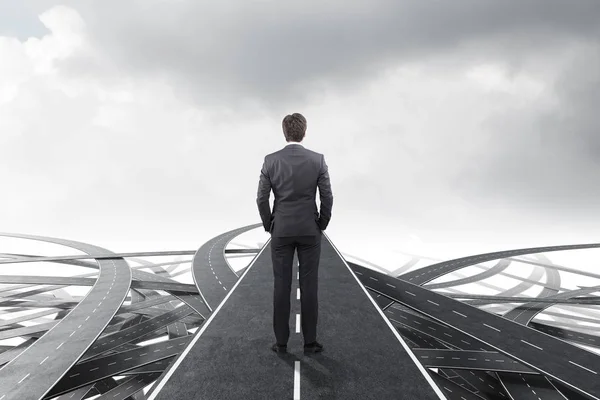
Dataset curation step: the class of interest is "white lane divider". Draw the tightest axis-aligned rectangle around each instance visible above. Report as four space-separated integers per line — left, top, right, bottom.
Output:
294 361 301 399
295 259 301 399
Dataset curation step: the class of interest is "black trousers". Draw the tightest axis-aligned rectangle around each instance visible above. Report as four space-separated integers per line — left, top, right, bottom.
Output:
270 233 321 345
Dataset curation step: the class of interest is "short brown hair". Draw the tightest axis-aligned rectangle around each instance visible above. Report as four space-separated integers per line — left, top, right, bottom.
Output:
282 113 306 142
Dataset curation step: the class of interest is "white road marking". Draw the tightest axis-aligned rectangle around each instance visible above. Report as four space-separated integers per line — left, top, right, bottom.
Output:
569 360 597 374
386 283 396 288
483 323 501 332
294 361 301 400
520 340 543 351
405 291 416 296
39 356 49 365
296 314 301 333
427 300 439 306
297 288 300 300
18 374 30 384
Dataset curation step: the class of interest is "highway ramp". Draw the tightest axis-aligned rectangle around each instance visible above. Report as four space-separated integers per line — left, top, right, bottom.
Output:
147 234 446 400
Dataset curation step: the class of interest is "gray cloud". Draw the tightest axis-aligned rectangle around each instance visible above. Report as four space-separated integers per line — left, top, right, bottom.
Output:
44 0 600 113
458 43 600 227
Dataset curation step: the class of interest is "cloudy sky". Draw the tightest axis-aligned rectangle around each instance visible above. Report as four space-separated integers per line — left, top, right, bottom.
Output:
2 1 600 265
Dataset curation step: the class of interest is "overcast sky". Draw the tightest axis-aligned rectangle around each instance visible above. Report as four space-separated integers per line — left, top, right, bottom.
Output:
1 1 600 264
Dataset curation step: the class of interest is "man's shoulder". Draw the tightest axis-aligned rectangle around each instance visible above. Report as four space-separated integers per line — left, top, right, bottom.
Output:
265 147 323 160
303 147 323 157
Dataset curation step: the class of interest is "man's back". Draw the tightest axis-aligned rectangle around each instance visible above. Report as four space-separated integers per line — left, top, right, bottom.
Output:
257 143 333 238
258 113 331 352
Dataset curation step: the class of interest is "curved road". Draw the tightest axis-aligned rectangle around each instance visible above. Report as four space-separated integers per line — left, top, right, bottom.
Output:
0 232 132 400
192 223 262 311
400 243 600 285
425 259 511 290
353 242 600 400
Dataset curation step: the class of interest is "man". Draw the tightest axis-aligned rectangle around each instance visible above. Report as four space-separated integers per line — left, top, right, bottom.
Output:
256 113 333 354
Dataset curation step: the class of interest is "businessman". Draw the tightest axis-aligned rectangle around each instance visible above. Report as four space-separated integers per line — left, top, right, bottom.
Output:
256 113 333 354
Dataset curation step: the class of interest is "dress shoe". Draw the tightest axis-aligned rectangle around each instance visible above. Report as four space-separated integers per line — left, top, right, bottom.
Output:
303 341 323 353
271 343 287 353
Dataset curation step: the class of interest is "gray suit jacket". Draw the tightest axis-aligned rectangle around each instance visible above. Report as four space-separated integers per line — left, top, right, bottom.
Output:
257 144 333 237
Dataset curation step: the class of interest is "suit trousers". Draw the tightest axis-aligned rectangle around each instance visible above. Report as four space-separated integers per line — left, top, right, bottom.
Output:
270 233 322 345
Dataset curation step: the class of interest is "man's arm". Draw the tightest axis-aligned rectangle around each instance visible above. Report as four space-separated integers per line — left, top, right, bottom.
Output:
256 156 273 232
317 154 333 230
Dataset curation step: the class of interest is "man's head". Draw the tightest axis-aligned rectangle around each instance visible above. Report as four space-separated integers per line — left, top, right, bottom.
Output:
282 113 306 143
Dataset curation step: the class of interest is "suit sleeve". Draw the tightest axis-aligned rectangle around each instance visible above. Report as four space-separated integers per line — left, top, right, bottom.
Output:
317 154 333 230
256 156 273 232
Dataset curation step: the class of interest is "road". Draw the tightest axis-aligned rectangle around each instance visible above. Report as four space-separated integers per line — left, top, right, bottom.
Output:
192 222 262 310
352 244 600 400
0 232 132 400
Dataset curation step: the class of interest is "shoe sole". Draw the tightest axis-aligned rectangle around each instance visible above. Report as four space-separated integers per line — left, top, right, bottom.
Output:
303 348 323 353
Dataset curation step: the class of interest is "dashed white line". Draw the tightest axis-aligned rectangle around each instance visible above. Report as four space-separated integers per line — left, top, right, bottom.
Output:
427 300 439 306
568 360 597 374
293 361 301 400
296 314 301 333
520 340 543 351
483 323 501 332
39 356 49 365
297 288 301 300
405 291 416 296
386 283 396 288
18 373 30 384
453 310 467 318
